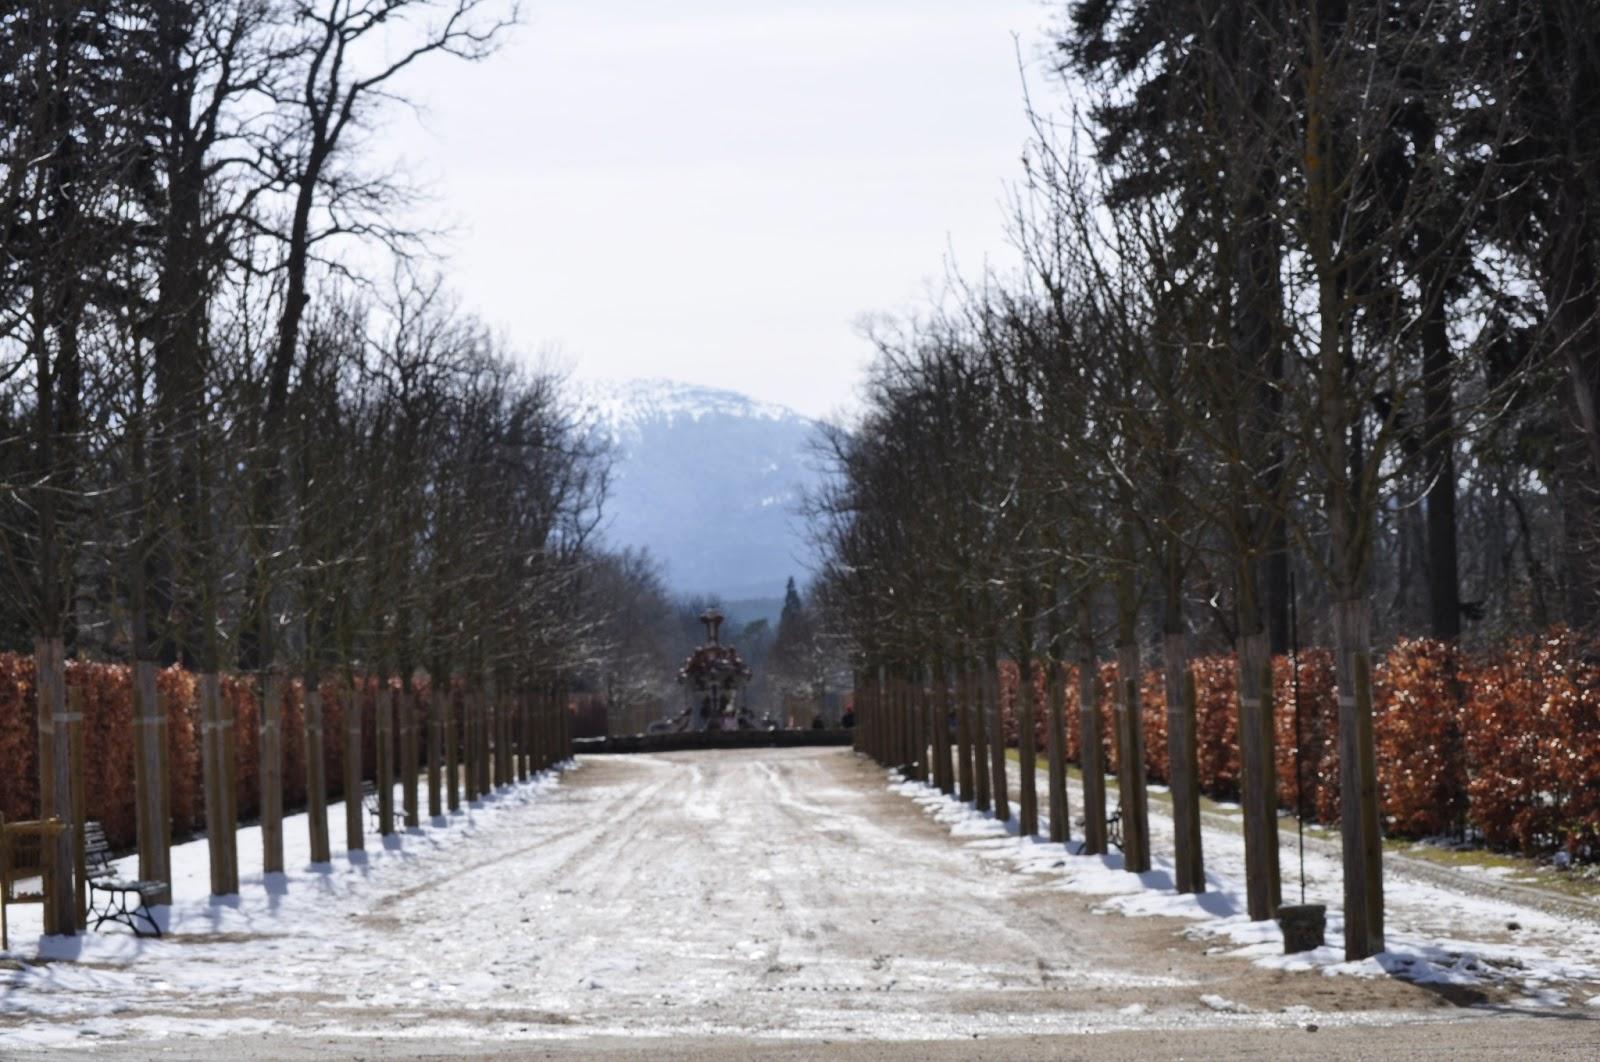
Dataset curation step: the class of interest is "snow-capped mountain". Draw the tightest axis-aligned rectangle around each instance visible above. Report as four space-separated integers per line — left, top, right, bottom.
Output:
579 378 830 601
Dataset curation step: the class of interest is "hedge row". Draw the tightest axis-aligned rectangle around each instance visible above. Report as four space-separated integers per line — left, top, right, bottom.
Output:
990 630 1599 858
0 655 442 849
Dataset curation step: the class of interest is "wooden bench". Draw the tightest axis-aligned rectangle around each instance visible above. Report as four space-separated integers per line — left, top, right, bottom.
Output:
84 821 164 938
2 815 67 950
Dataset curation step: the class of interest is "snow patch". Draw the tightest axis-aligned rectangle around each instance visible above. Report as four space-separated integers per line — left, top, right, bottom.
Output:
884 768 1600 1006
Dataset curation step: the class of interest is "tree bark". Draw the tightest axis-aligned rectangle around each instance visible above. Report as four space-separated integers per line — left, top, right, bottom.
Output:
1163 631 1204 893
132 659 171 902
1045 611 1070 845
969 658 991 812
1016 620 1039 838
304 682 330 863
199 671 238 895
401 687 419 827
956 657 975 803
1236 629 1282 919
1114 641 1151 873
428 686 444 817
1078 639 1108 856
342 683 364 851
377 684 395 835
35 638 76 933
985 644 1010 822
259 672 285 873
1334 597 1385 959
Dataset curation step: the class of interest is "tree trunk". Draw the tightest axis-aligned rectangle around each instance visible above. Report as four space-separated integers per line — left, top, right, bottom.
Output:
428 686 444 817
1163 631 1203 893
1334 597 1384 959
199 671 238 895
956 657 975 802
132 659 171 902
1419 210 1461 639
463 687 479 803
1044 590 1070 845
401 687 419 827
342 683 364 852
1016 624 1039 838
1236 629 1282 919
1078 622 1108 855
934 658 954 795
915 671 928 780
377 684 395 835
446 686 460 811
259 671 285 873
35 638 76 933
985 645 1010 822
969 659 991 811
1113 529 1150 872
304 682 330 863
1114 641 1151 873
1045 653 1069 845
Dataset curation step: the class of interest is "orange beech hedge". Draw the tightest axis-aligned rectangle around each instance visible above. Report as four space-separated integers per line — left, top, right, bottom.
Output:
7 632 1600 859
988 630 1600 858
1462 629 1600 856
0 655 409 850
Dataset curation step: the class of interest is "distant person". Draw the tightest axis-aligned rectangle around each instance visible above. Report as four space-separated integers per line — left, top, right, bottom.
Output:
841 708 855 729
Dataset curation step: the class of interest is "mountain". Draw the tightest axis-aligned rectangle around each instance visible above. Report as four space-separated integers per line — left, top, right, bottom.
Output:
581 378 830 601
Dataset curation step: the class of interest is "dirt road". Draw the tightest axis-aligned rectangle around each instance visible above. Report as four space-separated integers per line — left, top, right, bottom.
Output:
4 748 1595 1057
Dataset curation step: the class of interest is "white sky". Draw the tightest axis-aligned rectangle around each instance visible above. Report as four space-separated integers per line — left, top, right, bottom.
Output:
381 0 1058 419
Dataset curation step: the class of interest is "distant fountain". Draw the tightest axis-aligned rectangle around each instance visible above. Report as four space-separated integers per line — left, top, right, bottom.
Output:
674 608 754 731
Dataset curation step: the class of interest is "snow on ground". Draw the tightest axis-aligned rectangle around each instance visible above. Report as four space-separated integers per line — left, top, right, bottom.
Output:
1 748 1592 1055
1 769 574 1048
889 762 1600 1009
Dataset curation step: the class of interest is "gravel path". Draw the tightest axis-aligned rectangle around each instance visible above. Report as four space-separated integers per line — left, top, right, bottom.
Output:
3 747 1593 1057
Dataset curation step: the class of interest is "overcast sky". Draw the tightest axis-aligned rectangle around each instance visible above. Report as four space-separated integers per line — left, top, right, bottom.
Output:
381 0 1058 420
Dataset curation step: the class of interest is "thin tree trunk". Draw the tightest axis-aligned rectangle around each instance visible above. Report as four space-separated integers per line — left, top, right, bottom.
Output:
304 681 330 863
986 644 1010 822
1422 255 1461 640
401 687 419 827
377 684 395 835
910 665 925 781
935 658 954 795
1334 598 1384 959
1078 599 1108 855
1164 631 1203 893
199 671 238 895
446 686 460 811
35 638 76 933
970 659 991 811
428 686 444 818
1045 595 1069 845
132 659 171 901
259 672 284 873
1115 642 1151 873
342 682 364 852
463 686 478 803
957 657 976 803
1016 619 1039 838
1236 629 1281 918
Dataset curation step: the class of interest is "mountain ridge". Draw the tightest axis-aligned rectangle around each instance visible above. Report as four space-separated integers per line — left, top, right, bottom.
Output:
578 377 828 601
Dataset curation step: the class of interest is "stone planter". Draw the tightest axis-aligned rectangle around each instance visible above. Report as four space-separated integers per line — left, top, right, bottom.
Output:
1277 903 1327 954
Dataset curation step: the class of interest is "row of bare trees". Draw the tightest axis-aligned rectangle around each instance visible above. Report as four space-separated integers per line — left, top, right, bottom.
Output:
812 0 1600 962
0 1 629 932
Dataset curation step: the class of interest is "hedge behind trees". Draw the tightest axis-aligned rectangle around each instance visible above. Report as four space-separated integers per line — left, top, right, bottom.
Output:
0 657 367 849
983 631 1600 859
